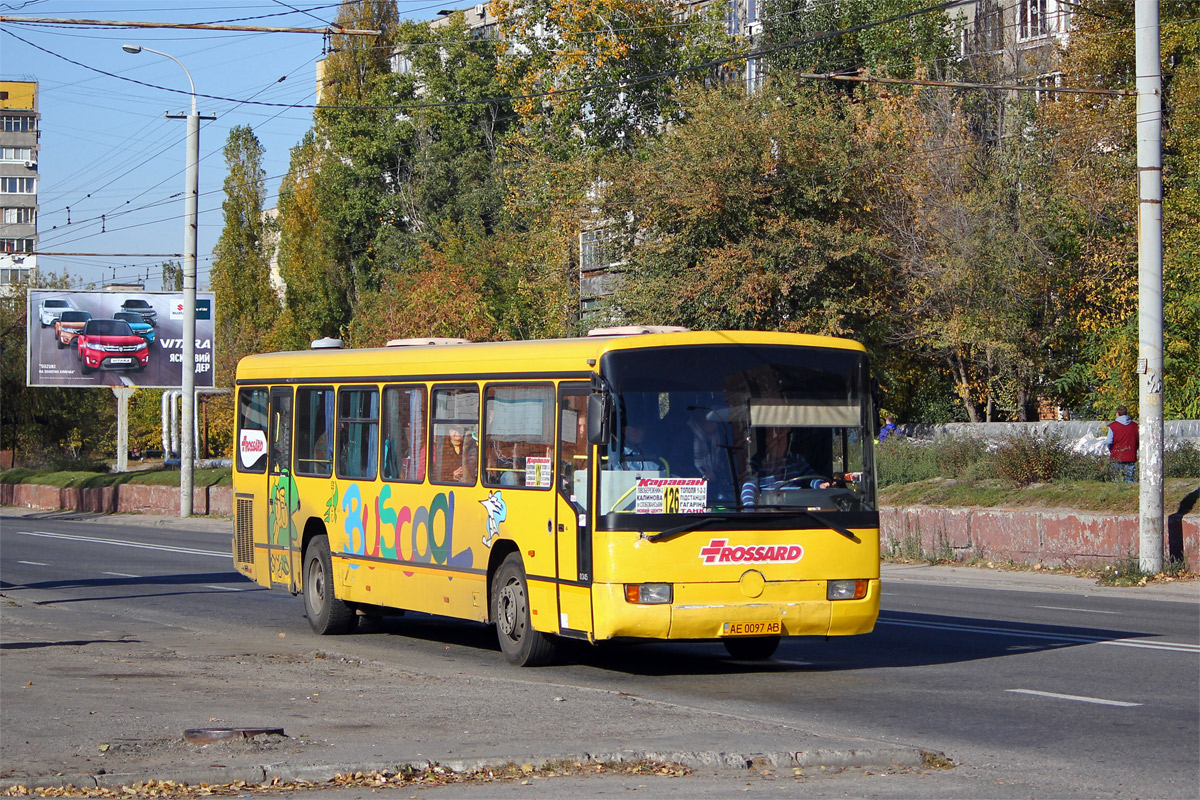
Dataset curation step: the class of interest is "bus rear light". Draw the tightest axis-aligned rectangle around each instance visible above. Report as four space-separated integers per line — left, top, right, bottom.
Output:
827 580 868 600
624 583 673 605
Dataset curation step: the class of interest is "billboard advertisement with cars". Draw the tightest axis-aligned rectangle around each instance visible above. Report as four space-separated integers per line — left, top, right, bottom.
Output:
26 290 216 389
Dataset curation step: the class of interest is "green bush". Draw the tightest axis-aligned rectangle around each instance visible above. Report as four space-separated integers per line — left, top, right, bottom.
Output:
46 456 110 473
934 436 990 479
992 432 1071 487
1165 442 1200 478
1057 451 1113 482
875 438 940 487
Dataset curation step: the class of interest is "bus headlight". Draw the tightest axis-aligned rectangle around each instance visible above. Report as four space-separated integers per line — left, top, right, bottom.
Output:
624 583 673 604
827 580 868 600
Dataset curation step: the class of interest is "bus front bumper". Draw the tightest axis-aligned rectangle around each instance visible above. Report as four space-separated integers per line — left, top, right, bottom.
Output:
589 578 879 641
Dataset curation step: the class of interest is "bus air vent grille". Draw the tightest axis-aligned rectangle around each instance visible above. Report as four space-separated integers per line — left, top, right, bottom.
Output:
235 497 255 565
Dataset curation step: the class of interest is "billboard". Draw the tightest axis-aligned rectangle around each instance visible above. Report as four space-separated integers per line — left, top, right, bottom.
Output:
26 290 216 389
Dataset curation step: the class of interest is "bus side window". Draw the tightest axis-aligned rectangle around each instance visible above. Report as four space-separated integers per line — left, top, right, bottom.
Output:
336 386 379 481
483 384 555 489
295 386 334 477
382 385 426 482
431 386 479 485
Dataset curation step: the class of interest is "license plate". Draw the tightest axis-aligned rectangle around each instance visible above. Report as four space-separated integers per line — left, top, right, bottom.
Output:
109 358 132 365
722 621 782 637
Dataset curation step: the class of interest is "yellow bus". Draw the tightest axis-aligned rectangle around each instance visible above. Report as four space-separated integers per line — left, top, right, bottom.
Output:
232 329 880 665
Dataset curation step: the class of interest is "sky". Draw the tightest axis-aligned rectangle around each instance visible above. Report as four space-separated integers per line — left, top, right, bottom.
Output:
2 0 451 291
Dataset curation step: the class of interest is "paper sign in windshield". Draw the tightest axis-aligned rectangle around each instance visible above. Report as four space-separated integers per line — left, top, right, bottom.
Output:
525 457 553 488
635 478 707 514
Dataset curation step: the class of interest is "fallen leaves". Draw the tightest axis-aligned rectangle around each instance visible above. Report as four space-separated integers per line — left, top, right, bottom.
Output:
0 759 692 798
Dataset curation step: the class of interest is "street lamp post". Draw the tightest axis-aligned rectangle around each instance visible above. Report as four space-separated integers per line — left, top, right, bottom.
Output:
123 44 199 518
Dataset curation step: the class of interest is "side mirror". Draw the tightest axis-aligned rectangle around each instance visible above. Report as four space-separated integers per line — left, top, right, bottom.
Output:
586 393 609 444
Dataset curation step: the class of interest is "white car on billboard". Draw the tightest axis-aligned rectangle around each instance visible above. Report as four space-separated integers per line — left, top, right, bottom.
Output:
39 298 75 327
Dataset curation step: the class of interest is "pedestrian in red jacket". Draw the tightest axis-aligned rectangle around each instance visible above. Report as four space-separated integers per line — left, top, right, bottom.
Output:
1105 405 1138 483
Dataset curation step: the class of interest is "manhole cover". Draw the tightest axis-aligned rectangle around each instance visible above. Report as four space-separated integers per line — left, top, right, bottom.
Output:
183 727 285 744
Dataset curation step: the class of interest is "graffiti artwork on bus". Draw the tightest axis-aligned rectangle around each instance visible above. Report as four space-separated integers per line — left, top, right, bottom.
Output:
268 471 300 547
338 483 475 574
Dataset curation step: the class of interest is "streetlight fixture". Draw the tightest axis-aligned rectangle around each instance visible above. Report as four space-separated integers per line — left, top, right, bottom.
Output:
123 43 199 518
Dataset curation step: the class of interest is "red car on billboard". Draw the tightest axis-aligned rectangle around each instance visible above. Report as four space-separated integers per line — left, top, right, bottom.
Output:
76 319 150 375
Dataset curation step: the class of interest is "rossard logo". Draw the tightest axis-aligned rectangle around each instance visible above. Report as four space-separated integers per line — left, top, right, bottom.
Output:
239 429 268 469
698 538 804 565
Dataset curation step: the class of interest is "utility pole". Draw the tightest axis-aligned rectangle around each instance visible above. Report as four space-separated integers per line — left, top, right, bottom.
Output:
1135 0 1164 573
123 44 214 518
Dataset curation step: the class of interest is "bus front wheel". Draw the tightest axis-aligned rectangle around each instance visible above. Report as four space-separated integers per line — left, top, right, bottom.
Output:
303 535 355 635
723 635 780 660
492 553 557 666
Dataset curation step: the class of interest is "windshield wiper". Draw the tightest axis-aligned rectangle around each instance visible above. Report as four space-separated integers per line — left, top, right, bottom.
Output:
644 513 776 543
747 505 861 542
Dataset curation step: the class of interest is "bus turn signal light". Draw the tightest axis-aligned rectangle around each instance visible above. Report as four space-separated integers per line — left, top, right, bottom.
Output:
827 580 868 600
625 583 673 604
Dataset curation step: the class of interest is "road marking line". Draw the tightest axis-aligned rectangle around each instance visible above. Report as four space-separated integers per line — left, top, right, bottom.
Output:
878 618 1200 654
10 530 226 559
17 560 48 566
204 585 244 592
1034 605 1119 615
1006 689 1142 707
103 572 140 578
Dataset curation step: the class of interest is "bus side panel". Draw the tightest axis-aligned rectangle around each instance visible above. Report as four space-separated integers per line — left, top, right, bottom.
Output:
303 479 557 627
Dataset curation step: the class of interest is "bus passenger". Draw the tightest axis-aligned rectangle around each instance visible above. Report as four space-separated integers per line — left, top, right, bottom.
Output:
441 424 478 484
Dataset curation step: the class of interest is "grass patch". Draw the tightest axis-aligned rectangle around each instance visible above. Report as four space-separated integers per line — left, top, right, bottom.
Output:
879 477 1199 515
0 467 231 489
1086 555 1195 586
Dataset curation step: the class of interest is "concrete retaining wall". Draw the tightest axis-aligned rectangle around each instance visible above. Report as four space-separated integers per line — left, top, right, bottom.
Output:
0 483 232 517
881 506 1198 570
2 483 1195 570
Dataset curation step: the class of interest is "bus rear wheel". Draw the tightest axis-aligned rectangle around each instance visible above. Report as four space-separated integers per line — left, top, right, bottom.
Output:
492 553 557 666
723 635 780 660
304 535 355 635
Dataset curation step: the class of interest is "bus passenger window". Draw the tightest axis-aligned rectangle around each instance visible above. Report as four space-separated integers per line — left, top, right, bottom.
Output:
336 387 379 481
431 387 479 485
483 384 554 489
382 385 426 482
295 387 334 477
236 388 269 473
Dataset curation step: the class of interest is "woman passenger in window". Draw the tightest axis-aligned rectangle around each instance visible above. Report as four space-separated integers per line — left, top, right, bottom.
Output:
441 424 478 484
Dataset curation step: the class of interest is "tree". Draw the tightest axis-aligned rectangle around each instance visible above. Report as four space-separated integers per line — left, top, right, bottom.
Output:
860 83 1086 422
493 0 734 156
1036 1 1200 419
275 130 343 346
210 125 276 384
161 260 182 291
761 0 956 81
602 85 885 338
0 272 116 466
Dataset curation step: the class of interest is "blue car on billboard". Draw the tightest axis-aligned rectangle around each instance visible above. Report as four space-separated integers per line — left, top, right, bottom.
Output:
113 311 157 344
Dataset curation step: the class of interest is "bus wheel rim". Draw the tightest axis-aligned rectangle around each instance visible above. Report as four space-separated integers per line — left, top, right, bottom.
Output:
498 581 521 639
309 561 323 603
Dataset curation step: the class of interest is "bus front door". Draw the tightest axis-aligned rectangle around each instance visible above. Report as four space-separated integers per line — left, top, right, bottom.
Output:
555 386 593 638
266 387 299 592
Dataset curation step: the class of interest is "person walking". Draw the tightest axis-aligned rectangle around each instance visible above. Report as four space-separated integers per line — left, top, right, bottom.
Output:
878 415 898 442
1105 405 1139 483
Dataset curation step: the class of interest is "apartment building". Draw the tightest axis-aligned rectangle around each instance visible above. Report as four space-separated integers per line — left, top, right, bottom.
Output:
956 0 1070 87
0 80 39 288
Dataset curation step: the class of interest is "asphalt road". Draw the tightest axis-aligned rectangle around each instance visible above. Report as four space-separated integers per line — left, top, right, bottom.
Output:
1 511 1196 798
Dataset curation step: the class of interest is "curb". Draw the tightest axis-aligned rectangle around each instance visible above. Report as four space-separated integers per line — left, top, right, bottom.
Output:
0 745 930 791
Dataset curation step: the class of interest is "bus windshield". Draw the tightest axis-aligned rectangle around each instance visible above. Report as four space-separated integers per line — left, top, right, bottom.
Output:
597 344 875 527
